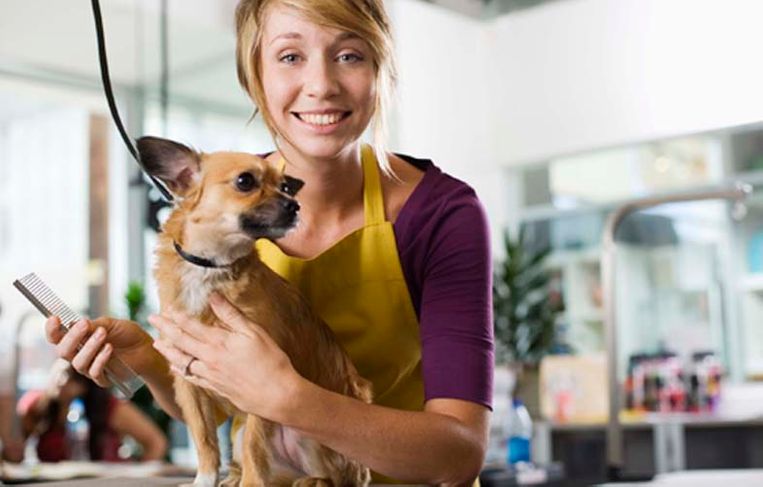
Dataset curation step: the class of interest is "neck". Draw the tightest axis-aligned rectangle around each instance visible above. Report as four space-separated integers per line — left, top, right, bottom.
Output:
276 142 364 220
162 207 252 269
174 241 230 268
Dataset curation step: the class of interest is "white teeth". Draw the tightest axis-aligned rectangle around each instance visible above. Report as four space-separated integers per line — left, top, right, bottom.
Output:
299 112 344 125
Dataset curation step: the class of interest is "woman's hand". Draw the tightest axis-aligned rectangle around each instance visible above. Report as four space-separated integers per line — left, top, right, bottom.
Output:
45 316 162 387
148 292 301 421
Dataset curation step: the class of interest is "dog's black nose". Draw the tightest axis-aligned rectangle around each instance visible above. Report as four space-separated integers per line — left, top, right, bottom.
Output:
282 198 300 214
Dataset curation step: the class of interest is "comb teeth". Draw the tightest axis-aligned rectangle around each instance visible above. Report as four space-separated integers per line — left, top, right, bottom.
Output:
13 273 82 329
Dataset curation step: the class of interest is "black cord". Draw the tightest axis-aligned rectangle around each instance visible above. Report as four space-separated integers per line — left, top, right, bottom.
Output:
90 0 174 202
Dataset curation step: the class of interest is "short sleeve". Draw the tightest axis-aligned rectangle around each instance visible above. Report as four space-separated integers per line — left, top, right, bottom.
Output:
417 188 494 409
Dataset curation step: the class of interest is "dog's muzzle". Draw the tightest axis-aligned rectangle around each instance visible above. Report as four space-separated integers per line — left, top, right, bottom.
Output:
240 196 300 240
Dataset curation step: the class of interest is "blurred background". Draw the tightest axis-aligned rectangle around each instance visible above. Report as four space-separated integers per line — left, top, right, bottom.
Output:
1 0 763 485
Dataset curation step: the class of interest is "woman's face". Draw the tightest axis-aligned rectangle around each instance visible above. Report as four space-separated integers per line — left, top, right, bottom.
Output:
260 4 376 160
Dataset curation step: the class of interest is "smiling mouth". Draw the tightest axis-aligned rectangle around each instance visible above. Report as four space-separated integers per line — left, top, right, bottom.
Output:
293 112 351 126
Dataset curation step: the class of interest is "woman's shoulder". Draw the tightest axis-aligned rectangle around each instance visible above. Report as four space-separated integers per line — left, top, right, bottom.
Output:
391 153 484 229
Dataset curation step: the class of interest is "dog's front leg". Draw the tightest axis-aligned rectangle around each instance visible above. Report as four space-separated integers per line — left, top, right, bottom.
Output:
240 414 272 486
175 377 221 487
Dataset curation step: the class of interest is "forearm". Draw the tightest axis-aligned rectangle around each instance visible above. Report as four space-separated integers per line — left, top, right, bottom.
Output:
139 430 169 461
142 438 168 461
0 395 15 439
277 378 484 486
138 352 182 420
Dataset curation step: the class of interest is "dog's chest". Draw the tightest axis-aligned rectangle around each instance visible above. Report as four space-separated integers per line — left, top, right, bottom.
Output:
177 265 224 315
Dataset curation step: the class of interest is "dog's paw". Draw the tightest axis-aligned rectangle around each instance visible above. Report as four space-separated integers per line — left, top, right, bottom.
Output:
218 463 241 487
180 472 219 487
291 478 332 487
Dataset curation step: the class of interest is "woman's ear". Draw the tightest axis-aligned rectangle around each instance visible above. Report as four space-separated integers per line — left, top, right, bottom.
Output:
136 136 201 197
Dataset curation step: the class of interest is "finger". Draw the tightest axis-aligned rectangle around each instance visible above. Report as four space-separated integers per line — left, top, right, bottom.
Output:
153 339 195 376
149 312 213 357
182 370 216 392
56 320 91 361
45 316 66 344
209 293 256 334
70 326 108 375
88 343 114 388
165 307 221 340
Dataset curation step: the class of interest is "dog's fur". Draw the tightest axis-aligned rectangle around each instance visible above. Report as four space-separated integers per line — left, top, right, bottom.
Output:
138 136 372 487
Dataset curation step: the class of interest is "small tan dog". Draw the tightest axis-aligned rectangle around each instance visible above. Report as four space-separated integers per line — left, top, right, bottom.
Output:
137 136 372 487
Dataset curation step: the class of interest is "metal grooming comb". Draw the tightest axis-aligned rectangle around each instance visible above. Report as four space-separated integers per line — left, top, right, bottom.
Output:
13 272 144 398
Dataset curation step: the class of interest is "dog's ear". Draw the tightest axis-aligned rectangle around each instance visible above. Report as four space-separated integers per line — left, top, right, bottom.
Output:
281 175 305 196
136 136 200 196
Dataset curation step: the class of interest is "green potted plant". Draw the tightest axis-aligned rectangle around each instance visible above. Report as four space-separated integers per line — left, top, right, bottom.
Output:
493 227 562 418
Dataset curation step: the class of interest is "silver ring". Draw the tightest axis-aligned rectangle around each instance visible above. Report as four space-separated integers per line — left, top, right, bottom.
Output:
184 357 198 377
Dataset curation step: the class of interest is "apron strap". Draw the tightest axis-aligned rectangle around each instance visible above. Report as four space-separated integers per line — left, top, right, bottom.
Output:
276 145 386 225
361 145 386 225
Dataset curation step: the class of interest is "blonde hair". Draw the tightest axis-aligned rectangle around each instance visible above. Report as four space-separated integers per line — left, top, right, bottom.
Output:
235 0 397 174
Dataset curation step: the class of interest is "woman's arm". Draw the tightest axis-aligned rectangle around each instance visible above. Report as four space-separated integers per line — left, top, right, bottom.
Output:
0 394 25 462
285 379 489 485
109 400 168 461
45 316 183 420
150 295 488 485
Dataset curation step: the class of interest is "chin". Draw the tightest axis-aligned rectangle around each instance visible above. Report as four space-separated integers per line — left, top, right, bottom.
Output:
288 135 359 160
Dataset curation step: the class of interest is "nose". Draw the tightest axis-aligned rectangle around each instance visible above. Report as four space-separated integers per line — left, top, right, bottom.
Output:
281 198 300 214
305 58 340 98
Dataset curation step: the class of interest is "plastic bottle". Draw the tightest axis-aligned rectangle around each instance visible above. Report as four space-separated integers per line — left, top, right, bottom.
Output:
66 398 90 461
505 398 532 465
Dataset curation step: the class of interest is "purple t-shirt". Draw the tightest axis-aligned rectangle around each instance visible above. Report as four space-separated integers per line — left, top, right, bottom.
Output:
393 154 494 410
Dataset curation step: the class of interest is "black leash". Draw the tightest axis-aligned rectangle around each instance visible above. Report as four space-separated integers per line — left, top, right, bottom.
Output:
90 0 174 202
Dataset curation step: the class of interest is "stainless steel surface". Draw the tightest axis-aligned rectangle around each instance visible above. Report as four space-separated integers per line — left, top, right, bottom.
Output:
601 182 751 473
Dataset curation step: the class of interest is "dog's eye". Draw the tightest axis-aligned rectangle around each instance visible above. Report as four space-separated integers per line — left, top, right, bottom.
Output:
235 172 258 192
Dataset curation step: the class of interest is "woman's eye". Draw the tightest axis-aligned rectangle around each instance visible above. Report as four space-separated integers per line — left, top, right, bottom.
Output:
235 172 258 192
337 53 363 63
279 53 300 64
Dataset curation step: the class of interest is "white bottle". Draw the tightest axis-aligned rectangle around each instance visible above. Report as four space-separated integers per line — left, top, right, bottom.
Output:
66 398 90 461
505 398 532 465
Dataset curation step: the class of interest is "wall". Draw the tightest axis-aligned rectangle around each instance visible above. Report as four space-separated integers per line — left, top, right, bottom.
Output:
388 0 763 248
488 0 763 165
389 0 512 253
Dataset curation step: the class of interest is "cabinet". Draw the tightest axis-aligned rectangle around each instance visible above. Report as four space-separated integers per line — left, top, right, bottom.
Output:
533 417 763 484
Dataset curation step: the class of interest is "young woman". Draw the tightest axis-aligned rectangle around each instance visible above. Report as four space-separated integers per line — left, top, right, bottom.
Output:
17 361 167 462
46 0 493 484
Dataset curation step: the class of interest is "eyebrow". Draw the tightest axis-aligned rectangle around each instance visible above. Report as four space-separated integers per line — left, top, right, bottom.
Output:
268 31 361 47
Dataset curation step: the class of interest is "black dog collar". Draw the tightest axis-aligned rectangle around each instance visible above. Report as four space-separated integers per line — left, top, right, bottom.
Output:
173 241 228 269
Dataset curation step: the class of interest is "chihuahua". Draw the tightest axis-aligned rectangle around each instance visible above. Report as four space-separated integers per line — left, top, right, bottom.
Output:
137 136 372 487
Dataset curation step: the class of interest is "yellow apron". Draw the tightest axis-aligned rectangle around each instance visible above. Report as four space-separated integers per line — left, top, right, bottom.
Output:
241 146 478 485
258 146 422 483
